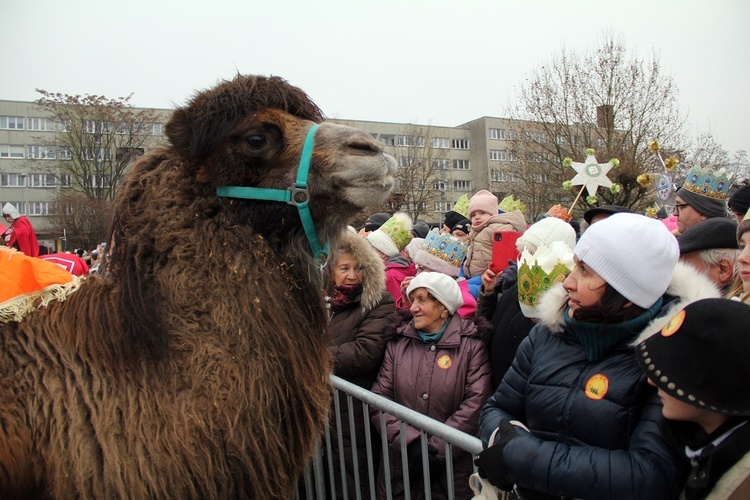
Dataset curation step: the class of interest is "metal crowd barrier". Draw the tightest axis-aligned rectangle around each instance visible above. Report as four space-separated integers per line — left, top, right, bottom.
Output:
298 375 492 500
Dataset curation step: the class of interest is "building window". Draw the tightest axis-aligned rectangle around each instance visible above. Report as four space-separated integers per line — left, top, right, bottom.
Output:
508 152 518 162
81 147 112 161
431 137 450 149
83 120 111 134
507 130 517 140
491 170 509 182
454 180 471 191
27 202 51 216
378 134 395 146
0 116 24 130
453 159 470 170
27 145 57 160
398 157 412 168
489 128 505 140
58 148 72 160
432 158 450 170
433 180 450 191
489 149 507 161
524 131 547 143
150 122 163 136
0 145 25 158
397 135 417 147
1 173 25 187
452 139 470 150
60 174 72 187
85 175 112 188
27 117 56 131
434 201 453 212
28 173 58 187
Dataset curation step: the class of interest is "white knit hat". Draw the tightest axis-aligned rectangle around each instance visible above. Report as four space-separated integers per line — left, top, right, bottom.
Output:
367 212 413 257
406 272 463 315
574 213 678 309
516 217 576 253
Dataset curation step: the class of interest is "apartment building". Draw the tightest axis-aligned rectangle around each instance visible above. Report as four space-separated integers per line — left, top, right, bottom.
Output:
1 99 541 244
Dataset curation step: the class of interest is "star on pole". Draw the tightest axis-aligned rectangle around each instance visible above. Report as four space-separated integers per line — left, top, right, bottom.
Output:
569 153 614 197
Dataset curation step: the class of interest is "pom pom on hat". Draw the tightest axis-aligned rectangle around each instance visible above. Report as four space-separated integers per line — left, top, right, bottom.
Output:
574 213 679 309
367 212 413 257
636 298 750 415
516 217 576 254
469 190 499 217
413 229 468 278
406 272 463 315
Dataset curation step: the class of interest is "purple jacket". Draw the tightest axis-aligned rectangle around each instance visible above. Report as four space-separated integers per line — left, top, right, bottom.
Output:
371 311 492 498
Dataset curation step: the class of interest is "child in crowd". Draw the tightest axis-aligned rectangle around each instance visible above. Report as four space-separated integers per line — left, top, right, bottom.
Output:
635 298 750 499
462 191 526 297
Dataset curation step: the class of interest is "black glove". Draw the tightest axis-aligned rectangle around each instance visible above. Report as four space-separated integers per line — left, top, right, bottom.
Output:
495 263 518 293
427 444 443 477
474 419 523 491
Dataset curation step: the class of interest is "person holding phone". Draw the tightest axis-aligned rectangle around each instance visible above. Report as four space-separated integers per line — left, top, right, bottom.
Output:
462 191 526 298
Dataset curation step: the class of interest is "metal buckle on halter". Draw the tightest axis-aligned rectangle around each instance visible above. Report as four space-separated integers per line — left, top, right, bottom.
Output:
286 184 309 206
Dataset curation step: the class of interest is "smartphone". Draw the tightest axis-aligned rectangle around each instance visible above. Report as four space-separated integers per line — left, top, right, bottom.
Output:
490 230 523 273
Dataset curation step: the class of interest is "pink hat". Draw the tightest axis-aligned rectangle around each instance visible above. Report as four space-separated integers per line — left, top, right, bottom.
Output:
469 190 498 217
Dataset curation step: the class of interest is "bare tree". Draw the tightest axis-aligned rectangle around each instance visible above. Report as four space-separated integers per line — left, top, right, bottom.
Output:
47 193 112 251
33 90 159 203
365 124 447 223
507 31 686 215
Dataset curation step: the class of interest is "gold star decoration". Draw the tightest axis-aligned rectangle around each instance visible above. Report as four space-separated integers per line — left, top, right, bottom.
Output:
569 153 614 197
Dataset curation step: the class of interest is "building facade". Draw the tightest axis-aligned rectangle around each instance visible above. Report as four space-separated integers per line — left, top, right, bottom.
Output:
2 99 550 245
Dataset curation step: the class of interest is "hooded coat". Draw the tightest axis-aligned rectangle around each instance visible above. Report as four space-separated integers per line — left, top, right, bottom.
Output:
463 211 526 279
2 202 39 257
479 262 720 499
371 310 493 499
326 230 395 498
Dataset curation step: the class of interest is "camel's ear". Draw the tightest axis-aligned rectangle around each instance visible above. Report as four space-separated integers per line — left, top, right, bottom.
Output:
164 108 192 154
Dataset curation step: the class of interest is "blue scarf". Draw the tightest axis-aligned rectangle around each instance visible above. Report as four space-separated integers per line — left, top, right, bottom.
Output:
417 318 450 343
564 297 663 362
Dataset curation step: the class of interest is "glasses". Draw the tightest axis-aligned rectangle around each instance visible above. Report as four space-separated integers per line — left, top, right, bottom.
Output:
674 203 690 212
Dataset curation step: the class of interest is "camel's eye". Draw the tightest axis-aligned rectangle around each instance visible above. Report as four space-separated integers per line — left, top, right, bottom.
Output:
247 135 267 149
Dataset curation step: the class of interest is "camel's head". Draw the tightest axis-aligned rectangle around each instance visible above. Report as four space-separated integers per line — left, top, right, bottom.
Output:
164 75 396 249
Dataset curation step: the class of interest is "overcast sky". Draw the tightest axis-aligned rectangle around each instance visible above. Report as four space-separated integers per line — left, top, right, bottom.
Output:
4 0 748 154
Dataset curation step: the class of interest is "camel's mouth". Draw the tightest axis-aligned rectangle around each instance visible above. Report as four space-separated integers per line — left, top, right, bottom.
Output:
330 154 397 208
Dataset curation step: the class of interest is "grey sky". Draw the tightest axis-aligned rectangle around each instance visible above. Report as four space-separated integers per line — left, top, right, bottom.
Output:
4 0 748 155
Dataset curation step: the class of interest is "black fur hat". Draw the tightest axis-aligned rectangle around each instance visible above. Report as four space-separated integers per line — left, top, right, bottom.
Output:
636 298 750 416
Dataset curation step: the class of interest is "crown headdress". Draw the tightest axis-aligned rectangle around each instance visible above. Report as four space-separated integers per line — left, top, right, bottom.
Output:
517 241 574 319
682 166 732 200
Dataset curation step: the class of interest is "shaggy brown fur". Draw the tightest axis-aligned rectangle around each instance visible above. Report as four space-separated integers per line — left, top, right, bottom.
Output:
0 75 395 498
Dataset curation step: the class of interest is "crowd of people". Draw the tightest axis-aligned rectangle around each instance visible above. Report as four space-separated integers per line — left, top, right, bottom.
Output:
326 165 749 499
3 165 750 498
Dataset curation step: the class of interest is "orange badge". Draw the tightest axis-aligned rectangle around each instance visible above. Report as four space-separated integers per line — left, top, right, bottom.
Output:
437 355 452 370
661 309 685 337
584 374 609 400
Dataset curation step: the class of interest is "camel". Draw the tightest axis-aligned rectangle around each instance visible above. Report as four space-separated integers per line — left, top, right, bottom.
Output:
0 74 396 498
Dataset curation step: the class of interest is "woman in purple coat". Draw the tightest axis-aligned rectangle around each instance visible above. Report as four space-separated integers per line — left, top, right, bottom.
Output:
371 272 492 499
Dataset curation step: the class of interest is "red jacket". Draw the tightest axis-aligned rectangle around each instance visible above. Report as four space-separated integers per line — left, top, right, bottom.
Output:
3 216 39 257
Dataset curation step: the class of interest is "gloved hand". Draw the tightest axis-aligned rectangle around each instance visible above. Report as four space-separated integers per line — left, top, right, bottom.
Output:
495 263 518 293
474 419 525 491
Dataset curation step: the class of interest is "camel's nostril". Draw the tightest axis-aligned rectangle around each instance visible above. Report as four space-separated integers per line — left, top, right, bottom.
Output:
347 135 382 155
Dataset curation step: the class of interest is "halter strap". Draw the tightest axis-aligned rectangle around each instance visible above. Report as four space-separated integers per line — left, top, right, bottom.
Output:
216 124 329 264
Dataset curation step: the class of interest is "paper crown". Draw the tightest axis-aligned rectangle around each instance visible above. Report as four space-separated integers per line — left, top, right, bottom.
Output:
452 194 470 218
367 212 413 256
414 229 468 277
499 195 526 214
517 241 574 319
682 166 732 200
545 204 573 222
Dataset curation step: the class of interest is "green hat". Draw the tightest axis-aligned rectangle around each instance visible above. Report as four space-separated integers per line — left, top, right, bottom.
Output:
499 195 526 214
452 194 470 219
518 241 574 319
367 212 413 257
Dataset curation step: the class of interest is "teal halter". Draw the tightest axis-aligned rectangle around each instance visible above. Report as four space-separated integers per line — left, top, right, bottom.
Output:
215 124 329 265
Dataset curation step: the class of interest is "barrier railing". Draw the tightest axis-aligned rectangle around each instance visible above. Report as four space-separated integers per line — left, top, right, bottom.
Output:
298 375 490 500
